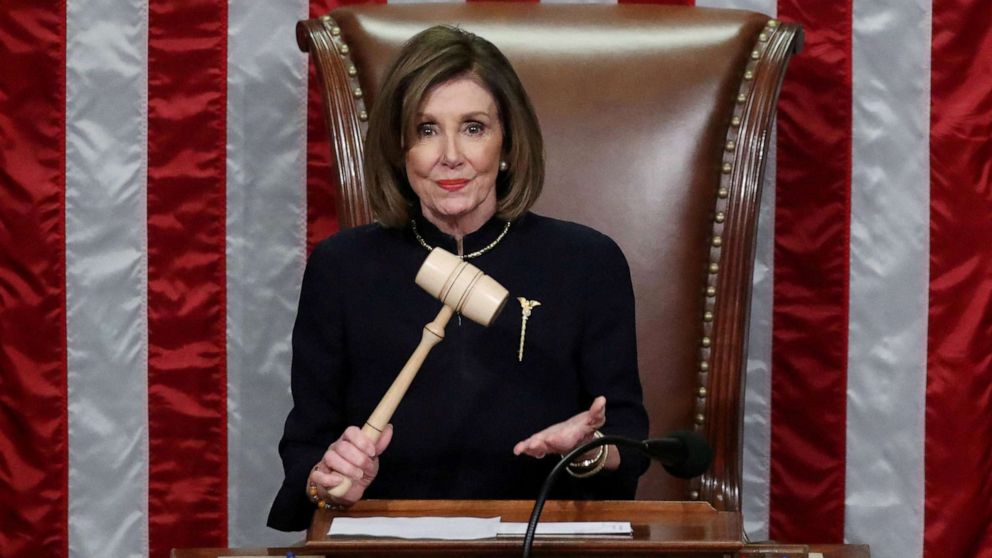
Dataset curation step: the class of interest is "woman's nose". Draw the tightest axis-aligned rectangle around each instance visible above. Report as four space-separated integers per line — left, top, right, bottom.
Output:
440 135 462 166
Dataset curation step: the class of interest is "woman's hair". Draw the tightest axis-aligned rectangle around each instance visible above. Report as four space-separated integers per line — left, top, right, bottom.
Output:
364 25 545 228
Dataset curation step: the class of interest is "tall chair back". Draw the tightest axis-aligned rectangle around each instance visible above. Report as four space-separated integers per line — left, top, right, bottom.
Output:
297 3 802 511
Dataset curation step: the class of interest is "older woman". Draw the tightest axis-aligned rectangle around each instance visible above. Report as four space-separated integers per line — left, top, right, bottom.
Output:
268 25 648 532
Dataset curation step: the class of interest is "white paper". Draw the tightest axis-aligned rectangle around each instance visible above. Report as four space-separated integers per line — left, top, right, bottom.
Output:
329 516 501 540
328 517 632 540
497 521 633 537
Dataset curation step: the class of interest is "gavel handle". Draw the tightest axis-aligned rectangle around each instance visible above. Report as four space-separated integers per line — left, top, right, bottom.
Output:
328 304 454 498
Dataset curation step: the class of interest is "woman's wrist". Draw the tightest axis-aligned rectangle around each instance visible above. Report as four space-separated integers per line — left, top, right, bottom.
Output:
566 431 609 478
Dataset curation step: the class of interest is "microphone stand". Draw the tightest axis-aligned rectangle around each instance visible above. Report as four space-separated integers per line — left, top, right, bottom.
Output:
521 435 645 558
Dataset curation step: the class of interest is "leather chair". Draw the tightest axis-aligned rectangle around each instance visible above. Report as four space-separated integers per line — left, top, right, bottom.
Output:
297 4 802 513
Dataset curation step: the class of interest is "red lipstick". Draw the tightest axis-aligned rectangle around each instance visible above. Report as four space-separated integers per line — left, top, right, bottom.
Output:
436 178 470 191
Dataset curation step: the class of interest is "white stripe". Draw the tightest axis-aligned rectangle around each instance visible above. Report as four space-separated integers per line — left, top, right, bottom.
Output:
696 0 775 15
741 126 775 542
847 1 931 557
65 0 149 557
226 0 310 544
697 0 777 541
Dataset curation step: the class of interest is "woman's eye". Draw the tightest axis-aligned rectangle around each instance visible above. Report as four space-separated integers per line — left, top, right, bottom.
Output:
465 123 484 135
417 124 437 137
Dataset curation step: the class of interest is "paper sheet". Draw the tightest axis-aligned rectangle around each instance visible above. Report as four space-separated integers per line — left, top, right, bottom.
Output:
498 521 632 536
328 517 632 540
329 516 500 540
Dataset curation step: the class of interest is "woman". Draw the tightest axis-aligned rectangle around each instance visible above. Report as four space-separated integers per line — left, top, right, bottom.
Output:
268 25 649 532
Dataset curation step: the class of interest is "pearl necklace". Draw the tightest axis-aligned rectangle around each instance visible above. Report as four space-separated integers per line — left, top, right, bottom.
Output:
410 219 511 260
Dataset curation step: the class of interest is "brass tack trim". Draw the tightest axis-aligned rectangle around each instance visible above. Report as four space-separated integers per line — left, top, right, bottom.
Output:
319 14 331 21
339 43 350 55
731 115 741 127
751 49 760 60
708 263 719 274
353 87 363 99
706 286 716 297
718 187 729 199
689 491 700 500
331 26 341 36
698 386 708 397
715 493 725 502
703 311 714 322
715 212 725 223
712 236 722 247
694 413 705 425
744 70 754 81
358 110 368 122
725 140 736 151
759 32 769 42
768 19 780 28
722 162 732 174
701 336 711 348
700 361 710 372
347 65 357 77
737 92 747 103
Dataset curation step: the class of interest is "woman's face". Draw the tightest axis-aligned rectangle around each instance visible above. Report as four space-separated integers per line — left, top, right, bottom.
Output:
405 76 504 235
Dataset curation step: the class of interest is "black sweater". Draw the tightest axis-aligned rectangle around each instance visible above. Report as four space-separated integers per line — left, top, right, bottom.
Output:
268 212 649 531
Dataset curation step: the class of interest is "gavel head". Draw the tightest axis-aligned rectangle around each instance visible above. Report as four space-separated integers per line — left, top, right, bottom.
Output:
415 248 509 327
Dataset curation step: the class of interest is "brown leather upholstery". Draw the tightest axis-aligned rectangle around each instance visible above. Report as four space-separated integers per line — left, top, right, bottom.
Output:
297 4 801 512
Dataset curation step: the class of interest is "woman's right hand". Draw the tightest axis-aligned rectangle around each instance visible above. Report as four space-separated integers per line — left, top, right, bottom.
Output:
308 424 393 506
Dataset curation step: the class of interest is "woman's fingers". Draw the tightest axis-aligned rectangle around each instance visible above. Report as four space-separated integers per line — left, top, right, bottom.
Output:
341 425 378 456
310 424 394 505
587 396 607 427
316 427 381 484
375 424 394 455
514 396 609 458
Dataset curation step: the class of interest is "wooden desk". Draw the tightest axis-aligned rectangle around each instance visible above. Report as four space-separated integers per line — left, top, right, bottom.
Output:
172 499 870 558
173 544 869 558
307 499 737 556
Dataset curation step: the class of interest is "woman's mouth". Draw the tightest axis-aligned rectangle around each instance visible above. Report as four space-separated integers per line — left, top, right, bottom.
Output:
436 178 470 191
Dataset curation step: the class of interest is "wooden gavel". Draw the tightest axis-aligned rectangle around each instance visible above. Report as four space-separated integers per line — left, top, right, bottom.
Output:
328 247 509 498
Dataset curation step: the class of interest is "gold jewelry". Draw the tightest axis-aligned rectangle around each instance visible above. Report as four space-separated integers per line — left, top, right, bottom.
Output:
410 219 511 260
566 431 609 478
517 297 541 362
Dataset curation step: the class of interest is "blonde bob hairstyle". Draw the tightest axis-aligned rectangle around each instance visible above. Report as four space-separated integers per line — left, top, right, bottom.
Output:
364 25 545 228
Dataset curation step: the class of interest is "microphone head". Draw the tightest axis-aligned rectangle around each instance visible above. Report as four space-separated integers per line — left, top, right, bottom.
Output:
661 431 713 479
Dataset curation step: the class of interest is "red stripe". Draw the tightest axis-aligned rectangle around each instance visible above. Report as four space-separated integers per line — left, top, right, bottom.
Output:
926 1 992 556
0 3 68 558
146 2 228 557
769 0 852 543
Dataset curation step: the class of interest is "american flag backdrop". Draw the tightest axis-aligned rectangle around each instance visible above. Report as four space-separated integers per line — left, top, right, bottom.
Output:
1 0 990 557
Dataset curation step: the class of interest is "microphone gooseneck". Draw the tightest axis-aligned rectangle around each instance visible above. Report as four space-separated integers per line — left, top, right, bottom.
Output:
520 432 713 558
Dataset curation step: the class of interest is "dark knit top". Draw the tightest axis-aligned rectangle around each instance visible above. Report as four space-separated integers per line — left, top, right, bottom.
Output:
267 212 649 531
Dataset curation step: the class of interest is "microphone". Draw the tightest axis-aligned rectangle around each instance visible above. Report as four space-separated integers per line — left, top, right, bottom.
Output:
521 432 713 558
642 430 713 479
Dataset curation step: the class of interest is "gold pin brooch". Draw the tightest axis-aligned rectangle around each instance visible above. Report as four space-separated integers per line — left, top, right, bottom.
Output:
517 297 541 362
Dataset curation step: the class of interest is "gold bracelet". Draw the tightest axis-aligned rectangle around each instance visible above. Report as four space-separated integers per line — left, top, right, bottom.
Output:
567 443 609 478
568 431 605 469
566 431 608 478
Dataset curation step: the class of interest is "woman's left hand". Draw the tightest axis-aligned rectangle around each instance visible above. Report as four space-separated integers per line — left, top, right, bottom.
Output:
513 396 613 462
